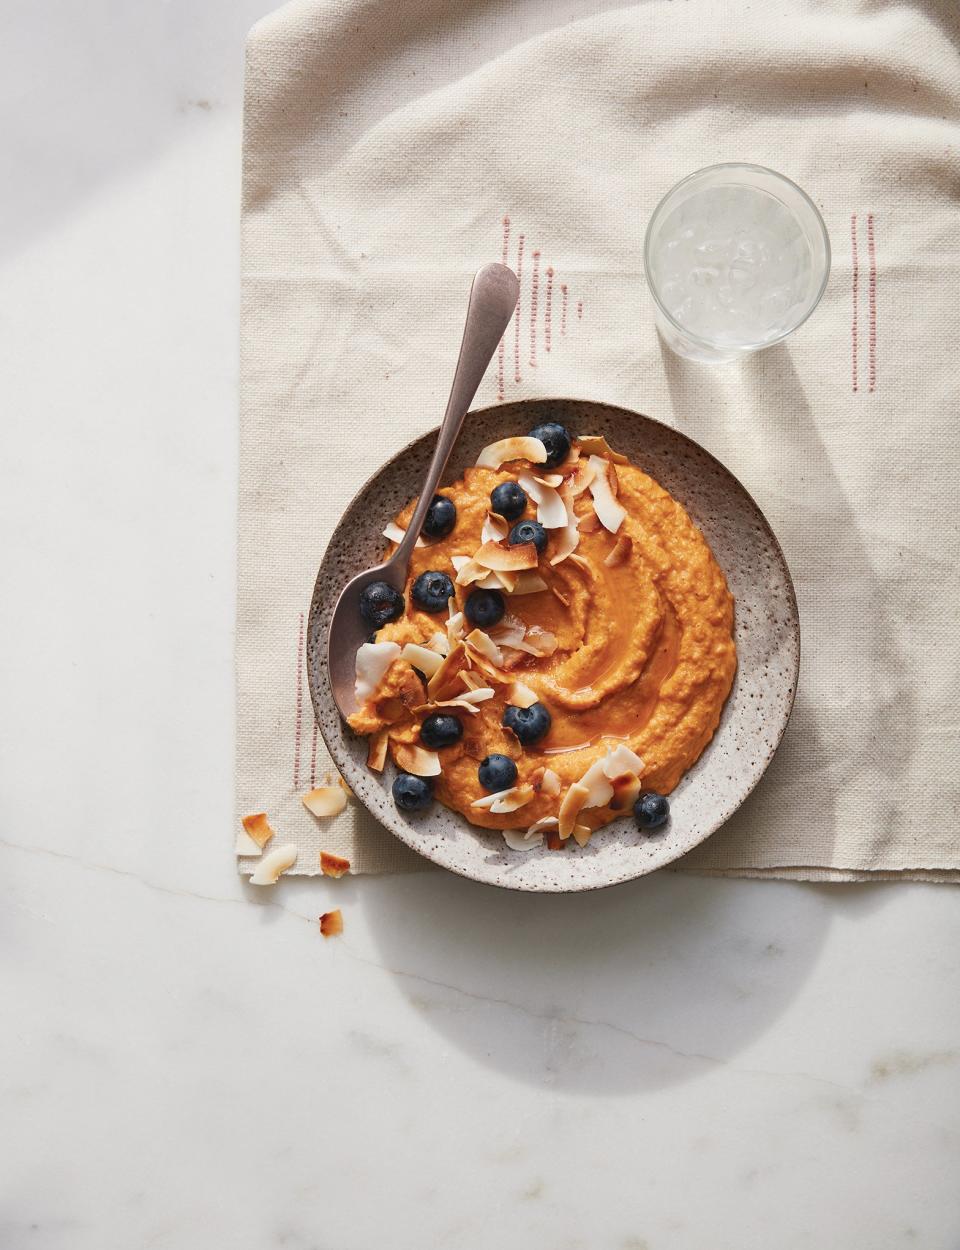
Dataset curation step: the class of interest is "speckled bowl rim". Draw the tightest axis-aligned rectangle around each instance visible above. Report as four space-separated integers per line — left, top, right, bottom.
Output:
307 399 800 892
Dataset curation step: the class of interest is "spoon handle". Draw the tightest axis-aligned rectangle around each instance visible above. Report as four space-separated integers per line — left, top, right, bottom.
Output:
392 263 519 567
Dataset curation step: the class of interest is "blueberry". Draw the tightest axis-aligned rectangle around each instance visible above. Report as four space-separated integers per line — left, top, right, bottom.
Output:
359 581 404 629
490 481 527 522
423 494 457 540
634 791 670 830
465 588 505 629
412 570 455 613
392 772 434 812
502 702 552 746
478 754 518 791
420 713 463 750
508 520 547 556
529 421 571 469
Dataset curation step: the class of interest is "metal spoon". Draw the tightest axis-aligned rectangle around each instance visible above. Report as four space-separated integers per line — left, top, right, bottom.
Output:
327 262 519 720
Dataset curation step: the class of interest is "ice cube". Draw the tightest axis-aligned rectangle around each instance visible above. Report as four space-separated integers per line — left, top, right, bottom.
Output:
690 266 719 287
728 262 755 289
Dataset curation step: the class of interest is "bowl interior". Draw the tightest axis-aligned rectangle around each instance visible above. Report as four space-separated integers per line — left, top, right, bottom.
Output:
307 398 799 892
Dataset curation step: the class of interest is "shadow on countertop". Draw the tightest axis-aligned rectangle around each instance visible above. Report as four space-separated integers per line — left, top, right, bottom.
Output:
360 866 892 1095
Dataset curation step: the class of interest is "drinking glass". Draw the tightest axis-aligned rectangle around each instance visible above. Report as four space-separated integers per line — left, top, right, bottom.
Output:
644 163 831 363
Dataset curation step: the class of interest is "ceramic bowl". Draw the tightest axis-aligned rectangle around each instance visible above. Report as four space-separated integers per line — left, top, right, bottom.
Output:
307 398 799 892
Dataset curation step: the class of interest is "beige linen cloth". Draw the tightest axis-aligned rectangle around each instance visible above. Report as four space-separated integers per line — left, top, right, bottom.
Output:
237 0 960 880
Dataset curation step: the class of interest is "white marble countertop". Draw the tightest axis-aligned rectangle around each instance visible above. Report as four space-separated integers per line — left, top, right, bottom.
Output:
3 3 959 1247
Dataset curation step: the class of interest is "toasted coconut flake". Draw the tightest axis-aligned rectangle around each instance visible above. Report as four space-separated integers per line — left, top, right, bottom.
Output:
550 493 580 566
587 456 626 533
577 434 629 464
355 641 401 704
490 612 527 650
383 521 425 548
241 812 275 850
578 757 615 808
546 828 567 851
509 681 539 709
498 647 526 671
465 628 504 666
413 697 479 717
549 531 580 566
466 648 507 684
503 815 558 851
453 557 492 586
235 829 263 856
459 669 484 690
427 641 466 697
319 909 343 937
603 745 645 778
393 742 441 777
249 844 298 885
534 473 564 488
551 585 571 608
319 851 350 878
367 729 389 772
481 511 509 543
476 436 548 469
400 643 444 679
518 472 567 530
511 625 557 658
527 816 559 837
502 827 543 851
473 540 539 572
567 552 593 576
578 508 602 533
471 787 512 809
452 555 511 592
460 686 496 704
490 569 518 593
540 768 561 797
559 782 590 839
572 824 593 848
609 772 642 810
446 609 465 644
509 571 549 595
566 459 597 497
426 630 450 655
472 785 535 813
414 686 493 715
302 787 348 818
338 777 354 797
604 534 633 568
537 491 568 530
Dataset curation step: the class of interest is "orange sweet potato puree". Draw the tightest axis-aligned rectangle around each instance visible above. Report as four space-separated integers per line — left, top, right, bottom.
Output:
349 454 736 836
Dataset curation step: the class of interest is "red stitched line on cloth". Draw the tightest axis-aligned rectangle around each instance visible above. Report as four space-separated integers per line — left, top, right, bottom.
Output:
529 250 540 367
310 720 318 789
561 284 568 336
497 215 510 401
544 267 554 352
293 612 305 789
867 213 877 393
577 299 583 321
850 214 859 394
514 234 525 384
